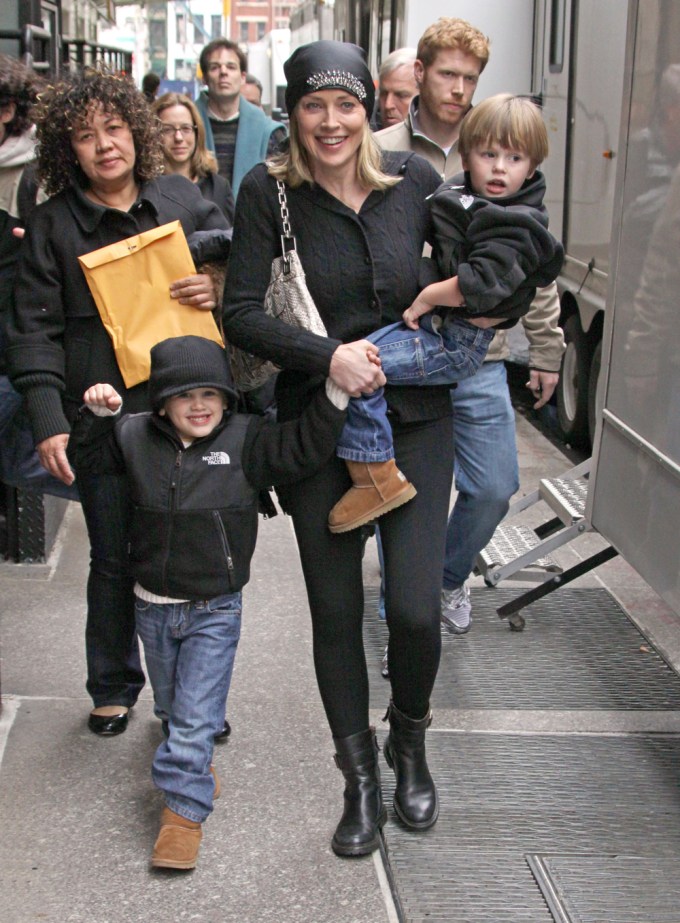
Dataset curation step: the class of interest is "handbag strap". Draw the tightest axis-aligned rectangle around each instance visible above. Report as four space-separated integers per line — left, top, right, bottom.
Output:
276 179 296 275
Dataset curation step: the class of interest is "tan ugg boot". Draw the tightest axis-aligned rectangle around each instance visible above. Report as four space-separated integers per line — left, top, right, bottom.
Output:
328 460 417 533
151 807 202 870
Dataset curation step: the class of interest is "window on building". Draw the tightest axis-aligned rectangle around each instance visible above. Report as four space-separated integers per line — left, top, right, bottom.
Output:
239 21 249 42
149 19 166 49
257 22 266 40
176 13 187 44
211 15 222 39
193 14 205 45
175 59 194 81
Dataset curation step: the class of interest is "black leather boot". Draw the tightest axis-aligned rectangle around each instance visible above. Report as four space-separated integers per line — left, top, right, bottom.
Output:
383 700 439 829
331 727 386 857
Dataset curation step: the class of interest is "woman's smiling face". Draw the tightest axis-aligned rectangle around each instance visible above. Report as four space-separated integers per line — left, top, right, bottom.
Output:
295 89 366 177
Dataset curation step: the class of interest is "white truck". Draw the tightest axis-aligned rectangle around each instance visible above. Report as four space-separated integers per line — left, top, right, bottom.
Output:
588 0 680 617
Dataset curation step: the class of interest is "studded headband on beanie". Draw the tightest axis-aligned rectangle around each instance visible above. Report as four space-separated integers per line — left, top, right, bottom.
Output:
284 40 375 119
148 336 239 411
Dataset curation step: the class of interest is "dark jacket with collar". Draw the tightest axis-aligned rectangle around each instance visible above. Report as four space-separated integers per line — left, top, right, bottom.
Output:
429 170 564 328
6 174 228 444
222 151 451 426
197 171 235 225
69 387 346 598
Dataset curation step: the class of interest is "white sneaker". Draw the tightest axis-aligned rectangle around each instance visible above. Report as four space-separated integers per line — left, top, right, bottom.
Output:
381 644 389 679
441 584 472 635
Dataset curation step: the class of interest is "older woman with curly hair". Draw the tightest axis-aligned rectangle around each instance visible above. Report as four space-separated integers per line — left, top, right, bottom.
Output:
152 92 235 223
5 68 230 737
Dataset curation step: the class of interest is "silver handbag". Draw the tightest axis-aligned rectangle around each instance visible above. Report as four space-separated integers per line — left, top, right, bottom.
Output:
227 180 327 391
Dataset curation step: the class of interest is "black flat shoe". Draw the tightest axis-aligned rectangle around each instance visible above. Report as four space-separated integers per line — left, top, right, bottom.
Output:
214 719 231 742
88 711 129 736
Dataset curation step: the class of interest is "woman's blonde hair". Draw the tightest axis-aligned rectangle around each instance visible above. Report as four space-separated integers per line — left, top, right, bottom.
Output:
268 113 400 191
459 93 549 167
152 92 217 180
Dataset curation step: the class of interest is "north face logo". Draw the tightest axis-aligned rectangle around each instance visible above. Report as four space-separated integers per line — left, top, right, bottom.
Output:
460 194 475 209
203 451 230 465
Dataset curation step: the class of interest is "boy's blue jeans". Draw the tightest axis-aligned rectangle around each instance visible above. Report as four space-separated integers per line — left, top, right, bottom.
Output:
443 361 520 589
336 315 495 463
135 592 242 823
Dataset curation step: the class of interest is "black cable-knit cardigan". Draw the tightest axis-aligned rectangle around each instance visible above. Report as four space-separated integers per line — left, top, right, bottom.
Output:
221 151 453 425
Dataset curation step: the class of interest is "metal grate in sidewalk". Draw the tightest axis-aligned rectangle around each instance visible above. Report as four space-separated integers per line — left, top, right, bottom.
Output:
364 586 680 710
528 854 680 923
377 733 680 923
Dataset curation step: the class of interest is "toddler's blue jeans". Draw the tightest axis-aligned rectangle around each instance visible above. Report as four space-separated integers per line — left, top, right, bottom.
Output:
336 315 495 463
135 591 242 822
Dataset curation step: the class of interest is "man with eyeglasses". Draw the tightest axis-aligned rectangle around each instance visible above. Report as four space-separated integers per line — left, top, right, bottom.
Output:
195 39 286 198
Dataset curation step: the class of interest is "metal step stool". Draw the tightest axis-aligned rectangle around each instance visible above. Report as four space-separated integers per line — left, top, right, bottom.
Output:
476 459 592 587
474 459 618 629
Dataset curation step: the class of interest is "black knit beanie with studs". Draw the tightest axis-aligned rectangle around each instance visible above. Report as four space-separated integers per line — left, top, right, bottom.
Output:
148 336 239 411
284 40 375 118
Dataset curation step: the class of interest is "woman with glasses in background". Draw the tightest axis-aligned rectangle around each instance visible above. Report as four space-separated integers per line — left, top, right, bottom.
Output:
153 92 235 223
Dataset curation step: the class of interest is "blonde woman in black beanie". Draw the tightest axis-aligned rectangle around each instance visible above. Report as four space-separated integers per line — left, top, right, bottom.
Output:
223 40 454 856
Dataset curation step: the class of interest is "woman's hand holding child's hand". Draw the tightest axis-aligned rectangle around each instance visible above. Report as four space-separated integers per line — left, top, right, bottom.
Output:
83 383 123 413
330 341 385 397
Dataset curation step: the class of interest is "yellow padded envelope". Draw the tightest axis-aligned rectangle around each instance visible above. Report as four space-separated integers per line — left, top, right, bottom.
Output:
78 221 223 388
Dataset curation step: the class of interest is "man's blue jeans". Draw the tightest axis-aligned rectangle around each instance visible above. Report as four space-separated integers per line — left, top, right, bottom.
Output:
336 316 494 462
442 361 520 590
135 592 242 823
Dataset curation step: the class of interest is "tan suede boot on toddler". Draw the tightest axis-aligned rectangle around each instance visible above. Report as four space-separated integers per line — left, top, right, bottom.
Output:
328 459 417 533
151 807 202 870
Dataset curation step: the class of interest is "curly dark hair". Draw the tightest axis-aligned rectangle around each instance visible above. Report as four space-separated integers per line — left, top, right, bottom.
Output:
0 53 44 137
33 68 164 195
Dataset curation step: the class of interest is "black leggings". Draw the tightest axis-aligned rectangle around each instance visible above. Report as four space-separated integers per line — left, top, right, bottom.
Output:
283 414 454 739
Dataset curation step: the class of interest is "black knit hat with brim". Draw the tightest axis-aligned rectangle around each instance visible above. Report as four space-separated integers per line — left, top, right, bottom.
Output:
149 336 239 411
284 40 375 118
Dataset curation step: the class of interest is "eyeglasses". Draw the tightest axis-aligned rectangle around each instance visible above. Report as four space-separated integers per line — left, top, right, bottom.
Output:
159 124 197 138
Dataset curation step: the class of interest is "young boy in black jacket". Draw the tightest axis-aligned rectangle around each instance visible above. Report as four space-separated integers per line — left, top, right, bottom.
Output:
71 335 348 870
329 93 564 533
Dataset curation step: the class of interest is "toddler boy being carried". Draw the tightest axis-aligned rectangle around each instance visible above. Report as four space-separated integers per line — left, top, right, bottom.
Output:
328 93 564 533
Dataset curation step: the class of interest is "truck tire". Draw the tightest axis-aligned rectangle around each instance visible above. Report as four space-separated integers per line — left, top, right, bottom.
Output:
587 338 603 447
557 314 591 449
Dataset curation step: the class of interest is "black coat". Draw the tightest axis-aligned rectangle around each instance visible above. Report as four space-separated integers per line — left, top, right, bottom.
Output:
222 151 452 425
6 174 229 443
197 171 235 225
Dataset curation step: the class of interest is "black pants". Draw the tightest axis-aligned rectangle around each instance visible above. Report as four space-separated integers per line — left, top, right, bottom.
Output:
283 414 454 739
77 470 145 708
